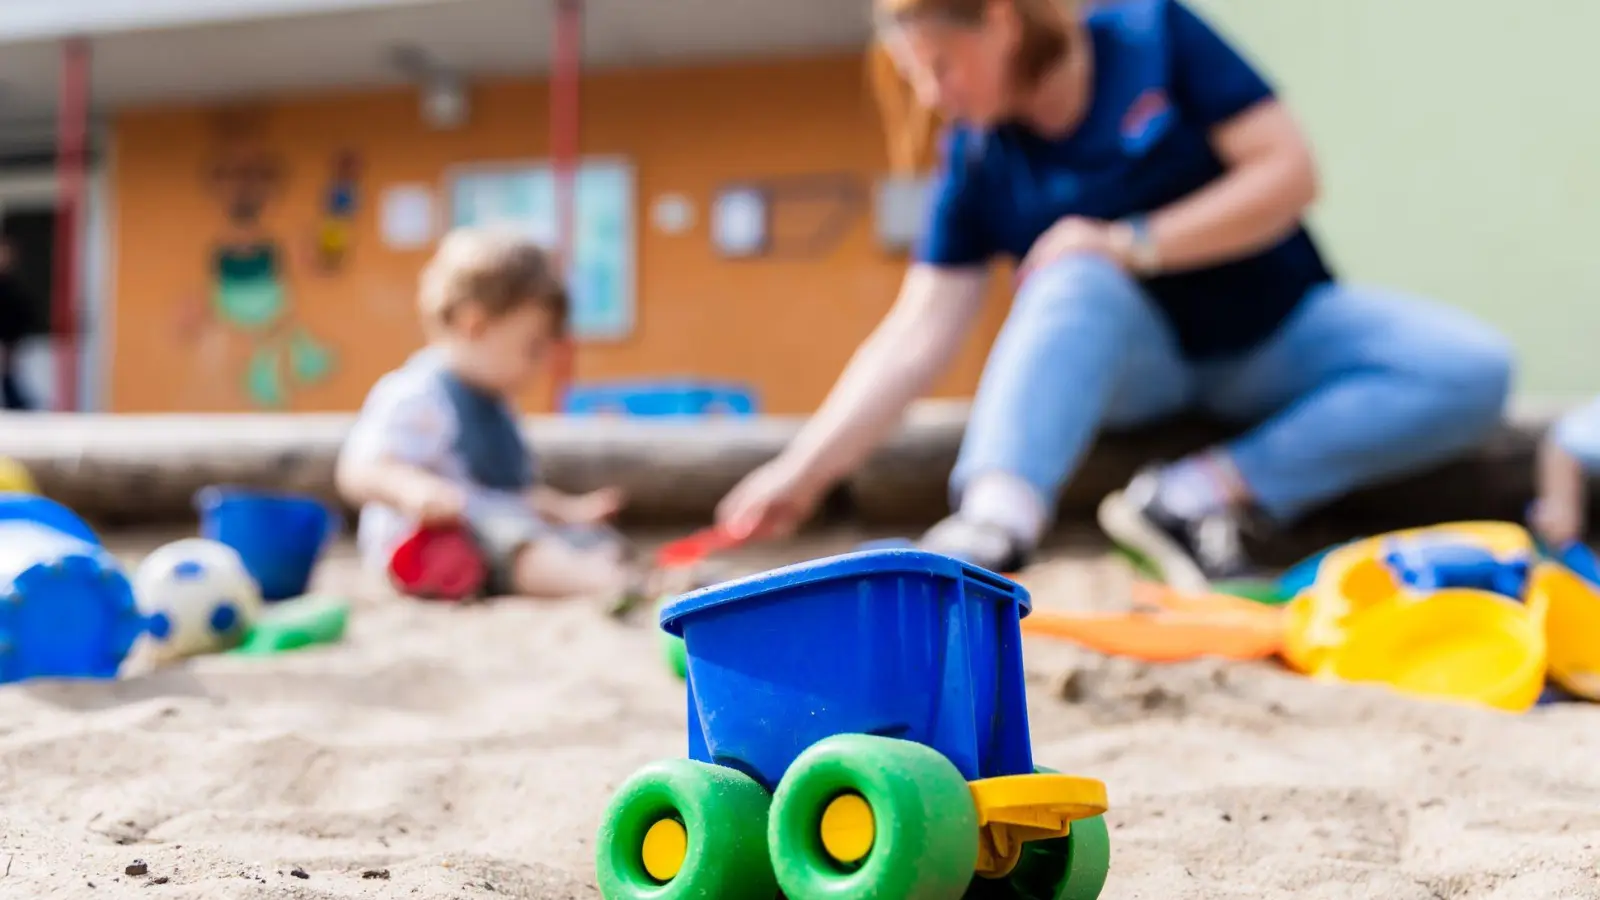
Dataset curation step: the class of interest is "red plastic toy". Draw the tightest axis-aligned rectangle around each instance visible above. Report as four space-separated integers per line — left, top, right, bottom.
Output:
655 526 745 570
387 523 487 601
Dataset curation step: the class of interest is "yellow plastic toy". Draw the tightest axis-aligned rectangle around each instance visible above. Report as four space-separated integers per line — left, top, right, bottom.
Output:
1026 520 1586 714
1277 522 1548 713
1323 588 1547 713
1528 561 1600 700
0 457 37 495
1281 522 1533 672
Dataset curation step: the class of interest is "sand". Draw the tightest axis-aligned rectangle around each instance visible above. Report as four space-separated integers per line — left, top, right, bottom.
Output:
0 528 1597 899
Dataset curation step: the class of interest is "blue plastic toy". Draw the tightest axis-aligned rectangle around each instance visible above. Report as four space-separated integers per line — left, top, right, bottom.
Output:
1278 544 1343 598
195 487 338 601
0 519 145 684
563 379 758 417
0 493 101 546
1552 541 1600 588
1382 538 1529 600
596 549 1111 900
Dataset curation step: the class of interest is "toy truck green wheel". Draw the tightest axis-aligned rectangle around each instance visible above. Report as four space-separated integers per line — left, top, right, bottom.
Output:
966 763 1111 900
1008 762 1110 900
1053 813 1112 900
768 733 978 900
595 758 776 900
968 814 1110 900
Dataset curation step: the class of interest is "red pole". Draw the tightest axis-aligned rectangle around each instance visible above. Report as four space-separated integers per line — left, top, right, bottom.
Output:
52 37 89 412
547 0 581 413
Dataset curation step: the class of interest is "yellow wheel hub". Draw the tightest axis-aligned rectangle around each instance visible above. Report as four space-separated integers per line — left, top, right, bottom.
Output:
818 792 875 864
640 817 688 881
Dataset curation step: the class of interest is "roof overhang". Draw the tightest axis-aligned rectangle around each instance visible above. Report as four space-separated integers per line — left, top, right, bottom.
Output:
0 0 872 123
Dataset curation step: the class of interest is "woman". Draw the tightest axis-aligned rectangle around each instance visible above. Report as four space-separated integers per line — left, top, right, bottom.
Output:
717 0 1512 589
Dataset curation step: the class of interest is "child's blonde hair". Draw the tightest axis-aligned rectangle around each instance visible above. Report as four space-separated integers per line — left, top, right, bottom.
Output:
418 227 569 335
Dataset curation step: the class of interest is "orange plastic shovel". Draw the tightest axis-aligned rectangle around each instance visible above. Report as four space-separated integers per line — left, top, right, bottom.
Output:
1021 580 1288 662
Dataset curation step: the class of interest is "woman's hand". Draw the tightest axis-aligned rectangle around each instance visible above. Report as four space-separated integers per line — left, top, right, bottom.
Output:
1017 216 1132 285
715 454 832 541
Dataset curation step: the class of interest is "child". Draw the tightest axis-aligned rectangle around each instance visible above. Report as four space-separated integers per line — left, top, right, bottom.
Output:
337 227 643 604
1532 402 1600 579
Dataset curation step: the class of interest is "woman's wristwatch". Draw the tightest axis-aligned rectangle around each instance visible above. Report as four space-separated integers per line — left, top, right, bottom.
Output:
1113 215 1161 276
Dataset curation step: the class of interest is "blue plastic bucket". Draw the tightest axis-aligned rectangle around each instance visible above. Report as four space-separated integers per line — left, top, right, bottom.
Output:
661 548 1034 790
195 487 338 601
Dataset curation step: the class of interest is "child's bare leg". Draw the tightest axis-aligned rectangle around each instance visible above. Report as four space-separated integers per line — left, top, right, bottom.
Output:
1534 436 1587 546
509 538 633 601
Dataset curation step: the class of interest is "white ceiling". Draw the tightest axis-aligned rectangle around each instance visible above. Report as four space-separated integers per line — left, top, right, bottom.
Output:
0 0 872 128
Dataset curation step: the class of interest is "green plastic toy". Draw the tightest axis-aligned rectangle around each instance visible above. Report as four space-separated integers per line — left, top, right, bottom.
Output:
655 594 688 679
232 595 350 655
1210 578 1292 606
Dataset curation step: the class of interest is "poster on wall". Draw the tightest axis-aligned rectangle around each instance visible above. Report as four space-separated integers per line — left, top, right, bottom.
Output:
380 183 436 249
448 159 635 341
189 111 339 409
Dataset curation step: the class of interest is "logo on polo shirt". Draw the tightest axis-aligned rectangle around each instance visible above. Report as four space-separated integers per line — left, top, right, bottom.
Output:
1121 87 1173 153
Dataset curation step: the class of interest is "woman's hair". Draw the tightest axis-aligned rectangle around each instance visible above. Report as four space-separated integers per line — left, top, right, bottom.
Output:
870 0 1074 174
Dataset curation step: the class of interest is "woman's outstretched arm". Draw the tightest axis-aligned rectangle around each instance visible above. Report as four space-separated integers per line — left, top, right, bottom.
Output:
782 264 988 485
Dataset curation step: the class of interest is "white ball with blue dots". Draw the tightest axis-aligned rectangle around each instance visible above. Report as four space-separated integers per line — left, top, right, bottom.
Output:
133 538 263 661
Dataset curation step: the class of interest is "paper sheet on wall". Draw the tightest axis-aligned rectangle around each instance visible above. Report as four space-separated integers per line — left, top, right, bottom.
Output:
380 184 436 250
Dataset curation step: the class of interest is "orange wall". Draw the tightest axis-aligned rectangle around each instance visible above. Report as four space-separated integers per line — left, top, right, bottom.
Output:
109 55 1010 414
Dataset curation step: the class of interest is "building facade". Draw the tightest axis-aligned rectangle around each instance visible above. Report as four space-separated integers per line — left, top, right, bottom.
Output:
0 0 1018 414
4 0 1595 412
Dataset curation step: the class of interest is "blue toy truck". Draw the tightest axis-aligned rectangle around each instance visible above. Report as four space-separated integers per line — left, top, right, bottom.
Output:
595 549 1111 899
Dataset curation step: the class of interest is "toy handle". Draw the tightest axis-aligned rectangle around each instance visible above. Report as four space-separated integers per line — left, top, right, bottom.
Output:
657 526 744 569
193 485 224 516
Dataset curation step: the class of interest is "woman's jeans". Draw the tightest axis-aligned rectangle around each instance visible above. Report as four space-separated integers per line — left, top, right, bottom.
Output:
952 255 1514 522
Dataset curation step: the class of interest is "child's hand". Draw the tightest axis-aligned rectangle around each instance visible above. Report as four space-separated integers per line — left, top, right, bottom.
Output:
561 487 626 526
402 479 467 524
1531 497 1583 548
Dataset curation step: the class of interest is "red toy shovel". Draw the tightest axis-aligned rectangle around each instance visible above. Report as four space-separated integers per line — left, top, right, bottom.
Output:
388 523 487 602
656 526 746 570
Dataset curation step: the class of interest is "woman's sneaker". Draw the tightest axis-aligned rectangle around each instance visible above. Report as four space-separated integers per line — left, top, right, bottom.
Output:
1097 468 1256 593
916 514 1032 574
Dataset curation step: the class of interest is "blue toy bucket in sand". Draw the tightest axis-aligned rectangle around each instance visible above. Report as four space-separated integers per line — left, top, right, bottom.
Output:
661 549 1035 791
195 487 339 601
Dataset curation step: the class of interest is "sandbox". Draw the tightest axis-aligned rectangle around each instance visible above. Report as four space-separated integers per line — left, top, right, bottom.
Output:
0 410 1592 898
0 528 1593 899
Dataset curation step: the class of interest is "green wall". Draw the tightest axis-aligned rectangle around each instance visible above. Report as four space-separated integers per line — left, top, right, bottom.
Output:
1193 0 1596 401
